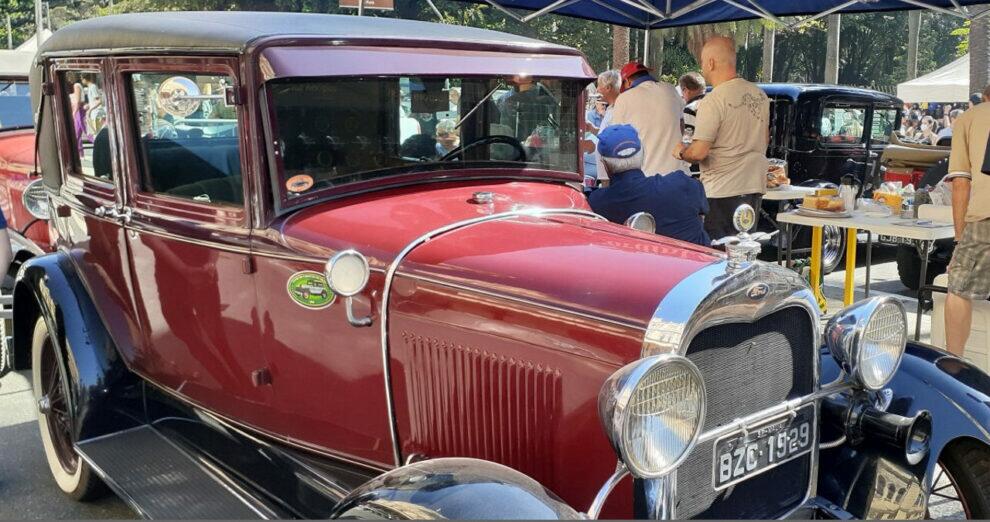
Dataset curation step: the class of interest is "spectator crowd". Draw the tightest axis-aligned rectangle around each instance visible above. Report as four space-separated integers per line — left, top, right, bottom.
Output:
582 35 771 246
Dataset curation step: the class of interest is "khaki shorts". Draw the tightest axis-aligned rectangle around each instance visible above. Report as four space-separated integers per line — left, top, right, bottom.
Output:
948 219 990 300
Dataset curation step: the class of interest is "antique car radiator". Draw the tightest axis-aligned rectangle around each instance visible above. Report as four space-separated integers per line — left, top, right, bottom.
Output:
677 307 816 518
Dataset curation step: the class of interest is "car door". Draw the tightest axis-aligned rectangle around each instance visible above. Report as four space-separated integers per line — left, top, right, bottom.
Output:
48 59 144 360
113 57 273 426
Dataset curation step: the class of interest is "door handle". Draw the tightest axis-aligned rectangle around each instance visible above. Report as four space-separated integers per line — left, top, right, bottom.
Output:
95 205 132 224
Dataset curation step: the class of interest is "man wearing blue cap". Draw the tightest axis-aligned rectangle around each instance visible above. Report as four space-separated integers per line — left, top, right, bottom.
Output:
588 124 711 246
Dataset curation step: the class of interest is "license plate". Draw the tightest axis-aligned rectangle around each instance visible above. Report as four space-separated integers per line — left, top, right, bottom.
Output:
713 405 815 490
878 234 914 246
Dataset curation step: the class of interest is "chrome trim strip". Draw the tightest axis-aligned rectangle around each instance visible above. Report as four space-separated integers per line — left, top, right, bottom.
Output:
396 271 647 332
8 229 46 257
587 461 630 519
379 208 605 467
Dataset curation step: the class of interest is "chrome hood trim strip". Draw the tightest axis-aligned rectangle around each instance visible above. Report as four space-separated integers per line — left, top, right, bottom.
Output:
380 208 605 467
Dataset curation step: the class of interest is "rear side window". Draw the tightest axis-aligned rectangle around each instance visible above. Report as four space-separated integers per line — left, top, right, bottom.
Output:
127 72 242 206
870 108 899 144
820 105 866 145
58 70 111 179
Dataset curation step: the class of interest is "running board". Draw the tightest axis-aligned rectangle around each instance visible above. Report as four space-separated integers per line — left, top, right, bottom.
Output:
75 426 282 519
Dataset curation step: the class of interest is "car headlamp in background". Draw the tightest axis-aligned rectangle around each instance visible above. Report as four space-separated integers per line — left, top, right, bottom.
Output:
598 355 706 478
826 296 908 390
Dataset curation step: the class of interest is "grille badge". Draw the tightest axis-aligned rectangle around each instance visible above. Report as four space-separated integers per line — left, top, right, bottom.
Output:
747 283 770 301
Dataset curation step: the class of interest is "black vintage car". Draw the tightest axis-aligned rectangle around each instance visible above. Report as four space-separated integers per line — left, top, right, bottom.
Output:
762 84 902 273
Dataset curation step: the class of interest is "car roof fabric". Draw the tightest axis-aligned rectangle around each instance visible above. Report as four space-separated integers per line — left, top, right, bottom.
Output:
38 11 574 55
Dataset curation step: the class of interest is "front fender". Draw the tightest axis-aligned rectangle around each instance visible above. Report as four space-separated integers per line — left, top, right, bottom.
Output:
13 251 139 441
330 458 582 519
817 342 990 518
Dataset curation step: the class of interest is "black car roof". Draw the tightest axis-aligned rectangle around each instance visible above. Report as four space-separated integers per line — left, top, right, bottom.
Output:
39 11 576 56
758 83 902 105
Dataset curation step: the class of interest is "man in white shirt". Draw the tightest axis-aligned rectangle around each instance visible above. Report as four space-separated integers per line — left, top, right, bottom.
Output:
594 70 620 185
673 36 770 241
610 62 687 177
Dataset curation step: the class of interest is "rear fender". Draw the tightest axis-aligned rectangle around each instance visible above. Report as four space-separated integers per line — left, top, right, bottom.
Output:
12 251 140 440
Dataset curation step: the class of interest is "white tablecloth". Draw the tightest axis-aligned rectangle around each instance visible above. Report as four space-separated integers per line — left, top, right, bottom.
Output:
776 211 955 242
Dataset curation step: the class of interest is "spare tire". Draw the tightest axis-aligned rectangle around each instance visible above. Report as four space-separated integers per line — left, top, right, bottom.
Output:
896 245 947 290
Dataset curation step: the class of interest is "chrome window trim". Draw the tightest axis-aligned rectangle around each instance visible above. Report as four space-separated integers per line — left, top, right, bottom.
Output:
638 259 828 519
380 207 606 467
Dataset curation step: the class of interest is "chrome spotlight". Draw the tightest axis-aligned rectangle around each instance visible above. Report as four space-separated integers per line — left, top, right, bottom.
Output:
826 296 908 390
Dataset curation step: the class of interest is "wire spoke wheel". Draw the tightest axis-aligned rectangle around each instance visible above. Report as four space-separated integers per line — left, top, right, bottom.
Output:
925 439 990 521
38 334 79 475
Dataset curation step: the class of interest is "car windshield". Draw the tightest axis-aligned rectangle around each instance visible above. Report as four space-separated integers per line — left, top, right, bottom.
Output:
0 80 33 131
267 75 581 203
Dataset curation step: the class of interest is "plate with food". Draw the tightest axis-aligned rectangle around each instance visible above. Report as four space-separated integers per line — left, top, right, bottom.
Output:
796 195 851 218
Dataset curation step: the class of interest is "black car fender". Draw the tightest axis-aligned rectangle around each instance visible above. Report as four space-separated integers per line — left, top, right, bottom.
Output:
330 458 582 519
12 251 138 441
817 342 990 517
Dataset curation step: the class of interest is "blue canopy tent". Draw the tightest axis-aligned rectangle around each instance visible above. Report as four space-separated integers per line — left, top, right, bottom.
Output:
467 0 990 29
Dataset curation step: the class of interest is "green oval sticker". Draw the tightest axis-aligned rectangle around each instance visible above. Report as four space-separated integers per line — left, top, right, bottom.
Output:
286 271 336 310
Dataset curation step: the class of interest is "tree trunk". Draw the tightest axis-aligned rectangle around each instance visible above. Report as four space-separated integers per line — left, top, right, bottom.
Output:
612 25 629 67
972 8 990 95
761 25 775 82
648 29 665 75
906 10 921 80
825 14 841 84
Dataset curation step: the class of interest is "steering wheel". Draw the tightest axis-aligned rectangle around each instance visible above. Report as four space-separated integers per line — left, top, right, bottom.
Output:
440 135 527 163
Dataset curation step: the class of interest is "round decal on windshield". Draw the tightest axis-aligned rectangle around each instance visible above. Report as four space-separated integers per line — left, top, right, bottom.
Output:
286 271 336 310
286 174 315 194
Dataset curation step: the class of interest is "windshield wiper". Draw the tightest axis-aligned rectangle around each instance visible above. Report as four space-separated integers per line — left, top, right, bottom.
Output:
455 81 504 131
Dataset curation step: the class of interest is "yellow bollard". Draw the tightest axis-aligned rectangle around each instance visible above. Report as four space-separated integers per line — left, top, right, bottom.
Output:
844 228 858 306
810 226 826 313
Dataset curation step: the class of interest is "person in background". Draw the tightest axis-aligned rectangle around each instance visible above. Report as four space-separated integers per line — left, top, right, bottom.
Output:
970 92 983 109
434 118 459 157
678 72 707 177
586 95 606 134
588 124 710 246
673 36 770 241
610 62 686 176
937 109 964 144
594 70 621 186
918 115 940 145
944 84 990 358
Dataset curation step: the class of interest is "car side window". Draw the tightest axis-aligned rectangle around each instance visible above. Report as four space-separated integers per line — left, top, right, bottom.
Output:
127 72 242 206
820 105 866 145
58 70 111 179
870 108 898 144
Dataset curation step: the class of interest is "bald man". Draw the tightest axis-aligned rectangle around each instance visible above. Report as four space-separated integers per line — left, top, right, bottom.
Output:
674 36 770 241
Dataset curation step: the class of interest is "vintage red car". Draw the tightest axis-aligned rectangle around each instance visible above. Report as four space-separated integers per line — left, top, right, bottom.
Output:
7 11 990 520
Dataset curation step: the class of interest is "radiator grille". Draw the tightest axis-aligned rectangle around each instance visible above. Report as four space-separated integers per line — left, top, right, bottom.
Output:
677 307 815 519
401 332 561 483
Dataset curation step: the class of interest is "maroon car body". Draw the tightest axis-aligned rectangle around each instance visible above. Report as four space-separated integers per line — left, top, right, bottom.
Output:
6 11 986 521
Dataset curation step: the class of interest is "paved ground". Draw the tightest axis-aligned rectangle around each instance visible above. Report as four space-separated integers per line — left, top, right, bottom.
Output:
0 370 133 519
0 247 956 519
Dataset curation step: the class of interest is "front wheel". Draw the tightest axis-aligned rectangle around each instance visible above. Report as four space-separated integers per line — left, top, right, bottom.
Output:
929 439 990 518
31 317 105 501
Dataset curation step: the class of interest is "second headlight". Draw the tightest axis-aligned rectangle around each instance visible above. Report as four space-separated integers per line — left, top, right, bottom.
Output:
599 354 706 478
826 296 908 390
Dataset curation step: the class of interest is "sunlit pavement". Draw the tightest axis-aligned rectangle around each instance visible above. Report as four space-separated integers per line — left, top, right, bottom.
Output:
0 371 133 519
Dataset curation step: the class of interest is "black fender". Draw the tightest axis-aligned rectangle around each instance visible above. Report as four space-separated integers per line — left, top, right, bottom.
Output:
817 342 990 518
12 251 139 441
330 458 582 519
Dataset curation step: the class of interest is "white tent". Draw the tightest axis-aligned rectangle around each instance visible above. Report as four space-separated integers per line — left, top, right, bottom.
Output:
0 51 34 78
14 29 52 53
897 54 970 103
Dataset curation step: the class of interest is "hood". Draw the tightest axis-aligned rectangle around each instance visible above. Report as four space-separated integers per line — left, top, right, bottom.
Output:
280 179 721 328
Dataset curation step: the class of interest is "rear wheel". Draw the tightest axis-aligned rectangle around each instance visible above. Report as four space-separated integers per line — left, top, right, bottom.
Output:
31 317 105 501
896 245 947 291
929 440 990 518
821 225 845 275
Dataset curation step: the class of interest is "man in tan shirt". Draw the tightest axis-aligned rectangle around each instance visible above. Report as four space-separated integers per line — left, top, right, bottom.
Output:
673 36 770 241
944 84 990 356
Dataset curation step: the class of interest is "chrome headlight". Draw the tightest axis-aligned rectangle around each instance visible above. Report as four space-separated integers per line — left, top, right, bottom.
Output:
22 178 50 220
826 296 907 390
598 355 706 478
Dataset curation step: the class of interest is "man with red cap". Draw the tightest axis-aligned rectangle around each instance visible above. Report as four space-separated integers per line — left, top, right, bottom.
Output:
610 61 687 177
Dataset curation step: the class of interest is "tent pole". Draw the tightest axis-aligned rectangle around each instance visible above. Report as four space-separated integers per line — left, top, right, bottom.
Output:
588 0 647 25
825 14 840 84
669 0 717 20
483 0 525 21
787 0 857 30
35 0 43 49
898 0 969 18
948 0 970 14
643 28 650 66
521 0 578 22
425 0 444 20
742 0 785 25
723 0 782 24
907 11 921 80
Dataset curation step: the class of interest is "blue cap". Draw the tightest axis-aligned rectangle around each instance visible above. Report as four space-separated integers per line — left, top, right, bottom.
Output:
597 124 642 159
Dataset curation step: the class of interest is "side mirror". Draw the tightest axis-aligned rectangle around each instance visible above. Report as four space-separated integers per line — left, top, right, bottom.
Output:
325 250 373 327
624 212 656 234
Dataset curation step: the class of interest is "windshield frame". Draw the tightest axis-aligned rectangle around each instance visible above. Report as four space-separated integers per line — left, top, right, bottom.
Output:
260 74 585 214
